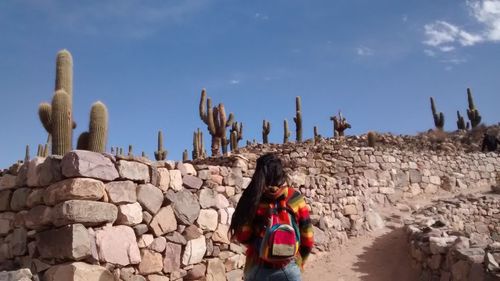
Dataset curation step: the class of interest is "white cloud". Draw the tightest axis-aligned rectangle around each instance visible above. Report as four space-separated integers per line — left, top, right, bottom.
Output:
423 21 482 47
356 46 373 56
254 13 269 20
468 0 500 40
441 58 467 64
402 15 408 22
424 49 436 57
423 0 500 52
229 79 240 85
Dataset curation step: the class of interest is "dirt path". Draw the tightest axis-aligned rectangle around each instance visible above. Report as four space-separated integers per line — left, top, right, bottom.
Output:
303 226 419 281
303 186 492 281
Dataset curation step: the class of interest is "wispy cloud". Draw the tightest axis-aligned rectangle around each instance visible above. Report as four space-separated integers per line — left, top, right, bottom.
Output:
254 12 269 20
14 0 211 38
229 79 240 85
356 46 374 56
402 15 408 22
423 0 500 52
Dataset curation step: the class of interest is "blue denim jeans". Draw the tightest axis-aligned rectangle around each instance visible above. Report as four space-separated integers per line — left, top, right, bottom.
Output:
244 260 302 281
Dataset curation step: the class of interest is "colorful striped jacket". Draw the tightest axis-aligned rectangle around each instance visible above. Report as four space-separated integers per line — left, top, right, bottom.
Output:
234 186 314 273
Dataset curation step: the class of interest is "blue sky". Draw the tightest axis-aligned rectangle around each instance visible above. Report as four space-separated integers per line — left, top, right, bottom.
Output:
1 0 499 167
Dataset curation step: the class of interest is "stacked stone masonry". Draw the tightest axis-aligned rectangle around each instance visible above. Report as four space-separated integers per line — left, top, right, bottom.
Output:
405 193 500 280
0 136 498 280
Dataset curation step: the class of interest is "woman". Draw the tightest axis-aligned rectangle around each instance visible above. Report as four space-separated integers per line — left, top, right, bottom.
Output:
229 153 314 281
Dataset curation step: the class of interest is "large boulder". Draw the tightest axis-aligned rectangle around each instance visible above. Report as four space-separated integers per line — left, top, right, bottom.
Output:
36 224 91 260
26 157 45 187
43 178 105 205
138 249 163 275
62 150 119 181
206 258 226 281
10 188 30 211
44 262 114 281
163 242 182 273
183 175 203 190
182 235 206 266
105 181 137 203
137 184 163 214
0 174 17 190
167 190 200 225
196 209 218 231
95 225 141 266
52 200 117 227
117 160 150 183
24 205 52 230
0 190 11 211
169 170 183 191
149 206 177 236
0 268 32 281
117 202 143 226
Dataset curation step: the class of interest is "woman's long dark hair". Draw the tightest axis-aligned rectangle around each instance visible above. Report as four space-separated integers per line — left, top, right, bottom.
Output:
229 153 286 236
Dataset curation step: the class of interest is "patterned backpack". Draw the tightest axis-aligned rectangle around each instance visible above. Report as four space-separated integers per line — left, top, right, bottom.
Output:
258 189 300 263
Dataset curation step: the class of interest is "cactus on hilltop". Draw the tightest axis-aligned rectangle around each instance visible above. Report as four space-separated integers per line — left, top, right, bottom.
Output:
128 145 133 157
313 126 321 143
330 111 351 137
293 96 302 142
24 145 30 163
38 50 76 156
51 90 72 155
141 151 146 158
154 130 168 161
192 128 206 160
199 89 234 156
466 88 482 128
88 101 108 153
229 122 243 151
262 120 271 144
77 132 89 150
119 147 123 156
283 119 291 143
183 150 189 162
367 131 377 147
36 144 43 157
456 111 468 130
430 97 445 130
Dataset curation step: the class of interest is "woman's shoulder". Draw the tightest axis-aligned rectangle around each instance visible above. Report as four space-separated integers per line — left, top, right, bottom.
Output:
286 187 306 208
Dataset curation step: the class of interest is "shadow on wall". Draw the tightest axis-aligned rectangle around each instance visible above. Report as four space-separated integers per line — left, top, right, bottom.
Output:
352 228 420 281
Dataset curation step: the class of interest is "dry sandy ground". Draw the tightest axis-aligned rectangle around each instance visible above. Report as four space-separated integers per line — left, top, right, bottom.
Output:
302 186 492 281
303 227 419 281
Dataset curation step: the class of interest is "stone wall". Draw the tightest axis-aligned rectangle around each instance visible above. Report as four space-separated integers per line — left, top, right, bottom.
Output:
405 193 500 280
0 136 499 281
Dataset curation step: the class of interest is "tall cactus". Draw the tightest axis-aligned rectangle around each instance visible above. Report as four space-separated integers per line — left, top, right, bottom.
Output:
430 97 445 130
183 150 189 162
51 90 72 155
24 145 30 163
88 101 108 153
466 88 482 128
128 145 133 157
154 130 168 161
456 111 467 130
36 144 43 157
77 132 89 150
293 96 302 142
230 122 243 151
313 126 321 143
330 111 351 137
193 128 206 160
262 120 271 144
367 131 377 147
38 49 75 156
283 119 291 143
199 89 234 156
